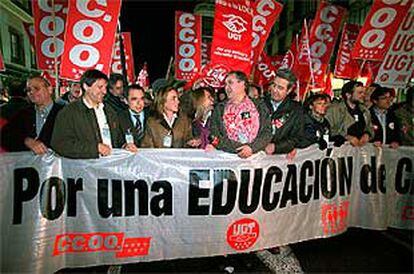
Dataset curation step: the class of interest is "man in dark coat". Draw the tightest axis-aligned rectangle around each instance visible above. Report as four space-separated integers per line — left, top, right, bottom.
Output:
104 73 128 112
264 69 306 158
0 80 29 121
370 87 400 148
1 76 63 154
51 69 135 159
118 84 148 147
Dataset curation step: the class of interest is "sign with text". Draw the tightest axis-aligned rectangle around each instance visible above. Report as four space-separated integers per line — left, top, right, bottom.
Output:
174 11 202 81
60 0 122 80
375 10 414 87
352 0 412 60
251 0 283 64
210 0 253 76
111 32 136 84
1 145 413 273
32 0 68 70
334 23 361 79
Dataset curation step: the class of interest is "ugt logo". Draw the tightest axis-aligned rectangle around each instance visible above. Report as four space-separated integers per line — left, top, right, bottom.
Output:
222 14 247 41
227 218 260 251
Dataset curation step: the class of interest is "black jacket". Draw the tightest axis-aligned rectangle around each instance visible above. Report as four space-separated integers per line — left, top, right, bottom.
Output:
265 97 307 154
302 112 331 149
1 102 63 152
104 92 128 113
369 107 400 144
118 108 149 147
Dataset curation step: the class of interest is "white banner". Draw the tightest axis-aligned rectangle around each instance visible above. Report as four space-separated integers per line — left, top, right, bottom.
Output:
1 145 413 273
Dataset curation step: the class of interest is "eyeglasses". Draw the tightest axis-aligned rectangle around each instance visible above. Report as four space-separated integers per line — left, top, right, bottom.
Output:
378 95 393 100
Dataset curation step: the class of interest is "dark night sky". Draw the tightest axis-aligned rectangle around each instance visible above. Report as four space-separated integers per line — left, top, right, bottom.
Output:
120 0 198 83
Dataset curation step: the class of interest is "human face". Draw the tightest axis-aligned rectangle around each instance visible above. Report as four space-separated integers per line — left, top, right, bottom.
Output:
128 88 145 113
374 92 392 110
248 86 260 99
111 80 124 97
84 79 107 105
163 89 180 114
70 83 82 99
351 85 365 104
311 98 330 117
202 90 214 111
225 74 246 103
26 78 52 107
269 77 291 102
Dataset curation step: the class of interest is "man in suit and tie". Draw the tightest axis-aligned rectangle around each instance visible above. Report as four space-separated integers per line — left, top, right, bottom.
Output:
118 84 148 147
1 76 63 154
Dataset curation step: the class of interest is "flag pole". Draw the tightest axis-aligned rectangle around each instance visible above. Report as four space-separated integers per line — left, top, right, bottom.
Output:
51 0 59 99
117 22 128 87
165 56 174 80
304 18 315 90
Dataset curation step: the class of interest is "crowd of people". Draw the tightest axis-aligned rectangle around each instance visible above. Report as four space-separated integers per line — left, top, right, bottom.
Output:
0 68 413 159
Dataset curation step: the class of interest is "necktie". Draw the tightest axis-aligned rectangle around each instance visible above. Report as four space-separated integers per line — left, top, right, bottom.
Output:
134 114 143 137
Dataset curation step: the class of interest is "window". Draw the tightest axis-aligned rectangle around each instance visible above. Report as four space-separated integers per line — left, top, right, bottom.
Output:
9 28 25 66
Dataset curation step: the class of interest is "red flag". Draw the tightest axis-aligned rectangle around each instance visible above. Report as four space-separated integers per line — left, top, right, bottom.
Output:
0 51 5 71
253 52 283 86
281 34 298 71
292 20 312 83
41 70 56 87
360 61 382 86
307 2 346 89
251 0 283 64
323 71 333 98
352 0 412 61
334 23 361 79
375 10 414 88
60 0 122 80
32 0 67 70
175 11 202 81
210 0 253 76
136 63 150 90
111 32 136 84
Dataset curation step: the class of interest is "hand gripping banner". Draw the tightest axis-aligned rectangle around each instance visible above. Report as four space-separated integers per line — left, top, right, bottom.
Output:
1 145 413 273
174 11 202 81
32 0 68 70
60 0 122 80
210 0 254 76
352 0 412 61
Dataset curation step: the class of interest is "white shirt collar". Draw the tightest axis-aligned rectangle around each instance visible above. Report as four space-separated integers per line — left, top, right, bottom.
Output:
83 98 104 110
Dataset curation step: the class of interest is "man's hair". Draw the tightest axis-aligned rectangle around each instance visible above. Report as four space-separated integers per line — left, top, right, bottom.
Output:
109 73 123 88
275 69 297 90
226 71 249 93
249 83 262 96
27 76 51 88
80 69 108 93
370 86 392 101
341 80 363 100
125 84 145 98
369 83 381 89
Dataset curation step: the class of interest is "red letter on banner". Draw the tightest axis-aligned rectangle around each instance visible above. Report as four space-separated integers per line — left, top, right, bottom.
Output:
375 10 414 88
32 0 68 70
352 0 412 61
175 11 202 81
111 32 136 84
60 0 122 80
251 0 283 65
334 23 361 79
210 0 253 76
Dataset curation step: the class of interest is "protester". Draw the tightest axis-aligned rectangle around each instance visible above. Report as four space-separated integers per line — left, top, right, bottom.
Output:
302 93 332 150
57 81 82 105
326 81 373 147
141 85 199 148
364 83 381 108
1 76 63 154
104 73 128 112
190 86 215 149
216 88 227 103
0 80 29 121
394 87 413 146
208 71 272 158
51 69 134 159
264 69 306 159
248 83 262 99
369 87 400 148
118 84 148 148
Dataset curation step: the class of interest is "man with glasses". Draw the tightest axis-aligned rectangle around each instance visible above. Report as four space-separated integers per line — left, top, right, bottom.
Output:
0 76 63 154
370 87 400 148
